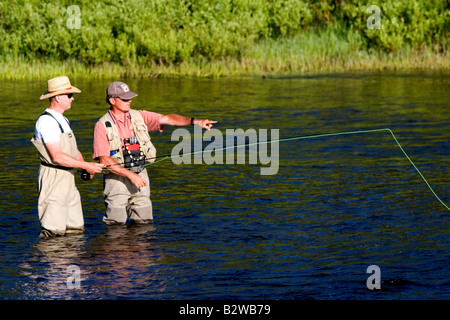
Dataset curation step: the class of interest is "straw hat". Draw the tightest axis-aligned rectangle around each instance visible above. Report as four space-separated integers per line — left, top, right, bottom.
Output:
40 76 81 100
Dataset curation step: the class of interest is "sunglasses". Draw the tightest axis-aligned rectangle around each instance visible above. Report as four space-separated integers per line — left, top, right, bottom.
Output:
67 93 73 99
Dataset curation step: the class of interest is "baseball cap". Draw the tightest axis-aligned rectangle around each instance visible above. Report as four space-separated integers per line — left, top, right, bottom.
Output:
106 81 138 100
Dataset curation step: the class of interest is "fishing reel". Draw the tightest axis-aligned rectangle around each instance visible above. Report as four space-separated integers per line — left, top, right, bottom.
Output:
80 169 91 181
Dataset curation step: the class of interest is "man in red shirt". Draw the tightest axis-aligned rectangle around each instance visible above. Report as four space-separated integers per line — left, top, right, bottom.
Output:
93 81 216 225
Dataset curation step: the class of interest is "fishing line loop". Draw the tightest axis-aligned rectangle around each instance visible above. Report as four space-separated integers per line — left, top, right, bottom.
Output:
87 128 449 211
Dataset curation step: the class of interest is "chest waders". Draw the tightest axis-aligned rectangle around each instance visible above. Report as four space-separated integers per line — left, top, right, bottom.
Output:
31 111 79 166
31 111 84 236
99 109 155 225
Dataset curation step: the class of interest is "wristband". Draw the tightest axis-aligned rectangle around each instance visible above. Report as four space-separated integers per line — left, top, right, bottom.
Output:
190 117 196 125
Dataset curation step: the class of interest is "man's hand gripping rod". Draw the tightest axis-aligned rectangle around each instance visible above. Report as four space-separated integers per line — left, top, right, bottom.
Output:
79 154 165 181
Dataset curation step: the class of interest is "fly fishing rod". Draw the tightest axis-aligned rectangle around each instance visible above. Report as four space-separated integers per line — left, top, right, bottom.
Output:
80 127 449 211
79 153 169 181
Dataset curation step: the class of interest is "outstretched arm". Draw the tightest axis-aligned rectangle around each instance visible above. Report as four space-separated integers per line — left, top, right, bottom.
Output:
159 114 217 130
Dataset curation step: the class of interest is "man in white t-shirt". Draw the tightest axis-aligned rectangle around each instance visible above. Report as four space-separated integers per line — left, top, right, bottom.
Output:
32 76 104 239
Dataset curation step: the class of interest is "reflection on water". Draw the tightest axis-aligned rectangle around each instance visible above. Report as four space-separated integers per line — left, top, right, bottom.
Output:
0 71 448 299
20 234 88 299
82 224 165 299
18 224 165 299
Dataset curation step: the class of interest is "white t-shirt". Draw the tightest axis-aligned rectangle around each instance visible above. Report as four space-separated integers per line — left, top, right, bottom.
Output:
35 108 73 143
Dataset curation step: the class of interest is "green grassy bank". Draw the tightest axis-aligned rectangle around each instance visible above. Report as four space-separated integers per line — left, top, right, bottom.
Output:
1 0 448 79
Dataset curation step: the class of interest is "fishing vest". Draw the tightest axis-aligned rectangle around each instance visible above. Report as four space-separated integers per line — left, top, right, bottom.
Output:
99 109 156 168
31 111 78 169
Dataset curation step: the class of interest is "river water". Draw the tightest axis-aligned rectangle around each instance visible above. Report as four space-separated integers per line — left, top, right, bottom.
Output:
0 71 448 300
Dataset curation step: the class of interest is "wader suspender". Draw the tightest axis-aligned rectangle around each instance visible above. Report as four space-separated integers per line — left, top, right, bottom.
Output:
40 111 73 171
41 111 70 133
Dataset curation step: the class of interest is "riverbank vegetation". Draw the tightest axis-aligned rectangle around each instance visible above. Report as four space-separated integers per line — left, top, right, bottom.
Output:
0 0 448 79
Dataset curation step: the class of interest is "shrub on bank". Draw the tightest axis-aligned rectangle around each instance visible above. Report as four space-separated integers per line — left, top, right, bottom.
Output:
0 0 448 76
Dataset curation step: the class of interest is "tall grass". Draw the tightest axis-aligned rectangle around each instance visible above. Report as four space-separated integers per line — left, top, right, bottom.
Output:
0 0 448 79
